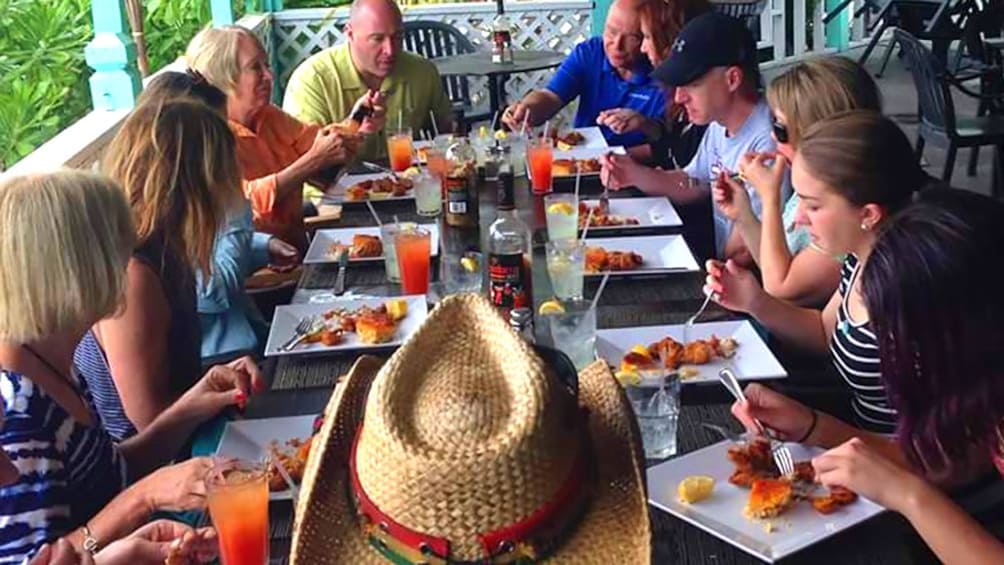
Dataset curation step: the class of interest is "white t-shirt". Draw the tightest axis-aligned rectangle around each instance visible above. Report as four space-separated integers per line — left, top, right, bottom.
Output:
685 99 787 257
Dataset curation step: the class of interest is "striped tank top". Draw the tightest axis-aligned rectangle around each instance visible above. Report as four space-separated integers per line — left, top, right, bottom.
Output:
828 254 897 434
0 369 126 563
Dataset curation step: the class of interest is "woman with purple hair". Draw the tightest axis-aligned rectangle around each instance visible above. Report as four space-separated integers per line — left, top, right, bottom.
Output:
737 188 1004 561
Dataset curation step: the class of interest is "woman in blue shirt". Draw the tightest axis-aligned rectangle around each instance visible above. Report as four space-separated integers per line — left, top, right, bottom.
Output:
0 170 263 562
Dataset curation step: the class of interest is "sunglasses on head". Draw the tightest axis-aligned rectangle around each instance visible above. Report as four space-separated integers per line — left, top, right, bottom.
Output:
771 115 790 144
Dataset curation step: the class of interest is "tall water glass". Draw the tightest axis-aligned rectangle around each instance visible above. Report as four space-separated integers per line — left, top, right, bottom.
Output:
546 240 586 300
625 370 680 459
413 171 441 217
547 299 596 371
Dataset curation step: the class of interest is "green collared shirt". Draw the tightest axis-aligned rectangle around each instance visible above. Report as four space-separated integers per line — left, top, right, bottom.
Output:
282 43 452 161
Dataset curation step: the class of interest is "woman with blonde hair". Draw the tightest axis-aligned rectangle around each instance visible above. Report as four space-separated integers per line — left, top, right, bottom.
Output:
0 169 260 562
74 99 246 441
713 56 882 306
186 26 384 252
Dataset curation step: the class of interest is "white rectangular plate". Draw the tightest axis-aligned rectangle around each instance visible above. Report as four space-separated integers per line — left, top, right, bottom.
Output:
579 197 683 231
303 224 440 265
526 146 627 180
322 172 414 204
264 296 428 357
215 415 316 501
561 126 609 149
583 234 699 275
596 320 787 383
647 440 884 562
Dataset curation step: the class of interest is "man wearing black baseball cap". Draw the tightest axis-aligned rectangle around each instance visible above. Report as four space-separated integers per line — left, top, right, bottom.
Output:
601 13 787 261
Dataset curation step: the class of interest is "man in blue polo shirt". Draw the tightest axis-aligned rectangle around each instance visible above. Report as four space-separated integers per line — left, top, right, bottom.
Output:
500 0 664 147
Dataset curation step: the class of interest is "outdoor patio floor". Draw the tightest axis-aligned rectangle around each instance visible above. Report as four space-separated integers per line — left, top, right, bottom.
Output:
765 41 997 197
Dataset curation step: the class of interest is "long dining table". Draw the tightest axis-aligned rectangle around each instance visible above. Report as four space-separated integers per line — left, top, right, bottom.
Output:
228 167 933 564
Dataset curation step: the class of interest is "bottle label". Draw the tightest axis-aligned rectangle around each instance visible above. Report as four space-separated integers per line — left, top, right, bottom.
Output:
489 253 530 311
445 176 469 215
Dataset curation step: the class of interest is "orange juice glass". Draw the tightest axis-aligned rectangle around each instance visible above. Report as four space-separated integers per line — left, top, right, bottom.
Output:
527 137 554 194
387 128 414 172
206 460 270 565
395 227 432 295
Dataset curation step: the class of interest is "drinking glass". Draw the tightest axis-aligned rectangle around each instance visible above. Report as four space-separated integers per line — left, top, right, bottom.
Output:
508 131 528 178
425 134 451 181
387 128 414 172
413 171 441 217
547 298 596 371
544 193 579 241
527 137 554 194
624 370 680 459
442 251 484 296
206 459 270 565
379 223 406 283
395 227 432 294
545 240 585 300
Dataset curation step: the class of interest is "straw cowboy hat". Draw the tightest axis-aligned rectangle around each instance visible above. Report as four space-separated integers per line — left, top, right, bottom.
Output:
291 294 651 564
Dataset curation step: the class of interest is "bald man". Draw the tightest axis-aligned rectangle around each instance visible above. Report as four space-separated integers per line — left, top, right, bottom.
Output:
283 0 452 160
501 0 665 147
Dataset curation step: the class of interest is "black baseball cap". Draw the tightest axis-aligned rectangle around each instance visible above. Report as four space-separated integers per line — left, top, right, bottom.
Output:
651 12 757 87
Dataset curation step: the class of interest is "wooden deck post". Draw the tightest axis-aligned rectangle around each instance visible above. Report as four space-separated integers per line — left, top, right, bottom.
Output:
211 0 236 25
592 0 610 35
825 0 850 50
84 0 141 111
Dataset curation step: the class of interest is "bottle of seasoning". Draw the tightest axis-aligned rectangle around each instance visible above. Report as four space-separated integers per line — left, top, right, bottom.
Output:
340 102 373 134
444 136 478 228
509 307 535 344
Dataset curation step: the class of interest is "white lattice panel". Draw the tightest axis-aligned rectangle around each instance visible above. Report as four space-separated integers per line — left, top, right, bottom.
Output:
271 1 592 114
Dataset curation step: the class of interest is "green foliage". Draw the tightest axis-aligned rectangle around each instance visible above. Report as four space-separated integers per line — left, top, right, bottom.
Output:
0 0 246 170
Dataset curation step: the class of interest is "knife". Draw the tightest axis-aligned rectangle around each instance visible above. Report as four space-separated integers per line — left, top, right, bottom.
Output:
334 250 349 296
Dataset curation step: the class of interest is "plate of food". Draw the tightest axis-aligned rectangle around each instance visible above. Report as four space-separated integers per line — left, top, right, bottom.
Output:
264 296 427 357
214 414 319 501
596 320 787 383
545 146 628 179
647 437 884 562
546 126 609 150
582 234 699 276
323 172 414 203
578 197 683 231
303 224 440 265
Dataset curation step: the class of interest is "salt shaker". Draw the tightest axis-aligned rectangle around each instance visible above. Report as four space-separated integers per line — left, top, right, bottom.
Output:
509 307 535 344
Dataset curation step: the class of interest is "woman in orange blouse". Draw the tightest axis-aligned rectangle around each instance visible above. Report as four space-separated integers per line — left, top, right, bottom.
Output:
186 26 385 252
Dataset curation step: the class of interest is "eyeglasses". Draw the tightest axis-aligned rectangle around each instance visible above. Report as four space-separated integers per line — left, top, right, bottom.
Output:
603 27 643 47
771 115 790 144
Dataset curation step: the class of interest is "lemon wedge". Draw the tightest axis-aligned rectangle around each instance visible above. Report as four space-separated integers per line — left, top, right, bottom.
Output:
546 202 576 216
402 166 422 178
614 369 642 387
478 125 489 139
385 299 408 321
494 129 509 141
538 299 565 316
460 256 479 273
678 475 715 504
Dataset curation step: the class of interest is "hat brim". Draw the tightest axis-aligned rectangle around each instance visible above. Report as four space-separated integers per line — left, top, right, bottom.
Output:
291 356 652 563
651 57 710 88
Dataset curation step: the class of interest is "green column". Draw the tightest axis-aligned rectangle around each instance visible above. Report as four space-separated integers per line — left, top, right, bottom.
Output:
592 0 611 35
84 0 141 111
211 0 235 25
825 0 850 51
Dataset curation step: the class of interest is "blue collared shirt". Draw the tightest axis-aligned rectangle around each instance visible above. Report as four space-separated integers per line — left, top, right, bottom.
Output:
546 37 666 147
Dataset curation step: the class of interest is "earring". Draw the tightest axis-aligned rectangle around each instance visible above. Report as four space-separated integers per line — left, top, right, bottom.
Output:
860 223 870 231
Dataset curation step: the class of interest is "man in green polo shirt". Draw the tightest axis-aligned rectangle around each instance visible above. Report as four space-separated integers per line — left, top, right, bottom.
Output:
283 0 453 161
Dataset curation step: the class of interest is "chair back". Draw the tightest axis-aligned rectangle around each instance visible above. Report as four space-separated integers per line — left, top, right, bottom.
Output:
403 20 476 106
710 0 768 30
894 27 957 136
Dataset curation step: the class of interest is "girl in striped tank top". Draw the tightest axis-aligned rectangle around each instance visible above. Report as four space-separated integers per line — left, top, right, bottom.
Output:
707 112 927 438
0 170 262 562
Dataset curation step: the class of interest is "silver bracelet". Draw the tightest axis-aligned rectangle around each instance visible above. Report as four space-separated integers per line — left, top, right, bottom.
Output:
81 523 100 555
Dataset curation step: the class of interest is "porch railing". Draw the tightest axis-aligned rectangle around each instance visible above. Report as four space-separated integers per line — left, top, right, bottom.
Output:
3 0 883 178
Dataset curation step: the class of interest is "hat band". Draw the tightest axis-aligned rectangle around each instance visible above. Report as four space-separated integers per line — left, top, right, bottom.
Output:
349 412 593 564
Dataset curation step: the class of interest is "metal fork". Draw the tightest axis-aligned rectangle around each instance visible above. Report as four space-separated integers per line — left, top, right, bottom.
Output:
717 367 796 478
334 250 349 296
279 317 314 351
682 288 715 345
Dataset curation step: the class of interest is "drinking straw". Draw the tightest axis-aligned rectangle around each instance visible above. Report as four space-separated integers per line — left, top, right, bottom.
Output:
393 214 402 230
579 206 596 240
490 110 500 133
573 163 582 204
429 110 439 137
590 272 611 311
366 201 383 226
542 120 550 141
398 109 403 131
521 113 529 137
